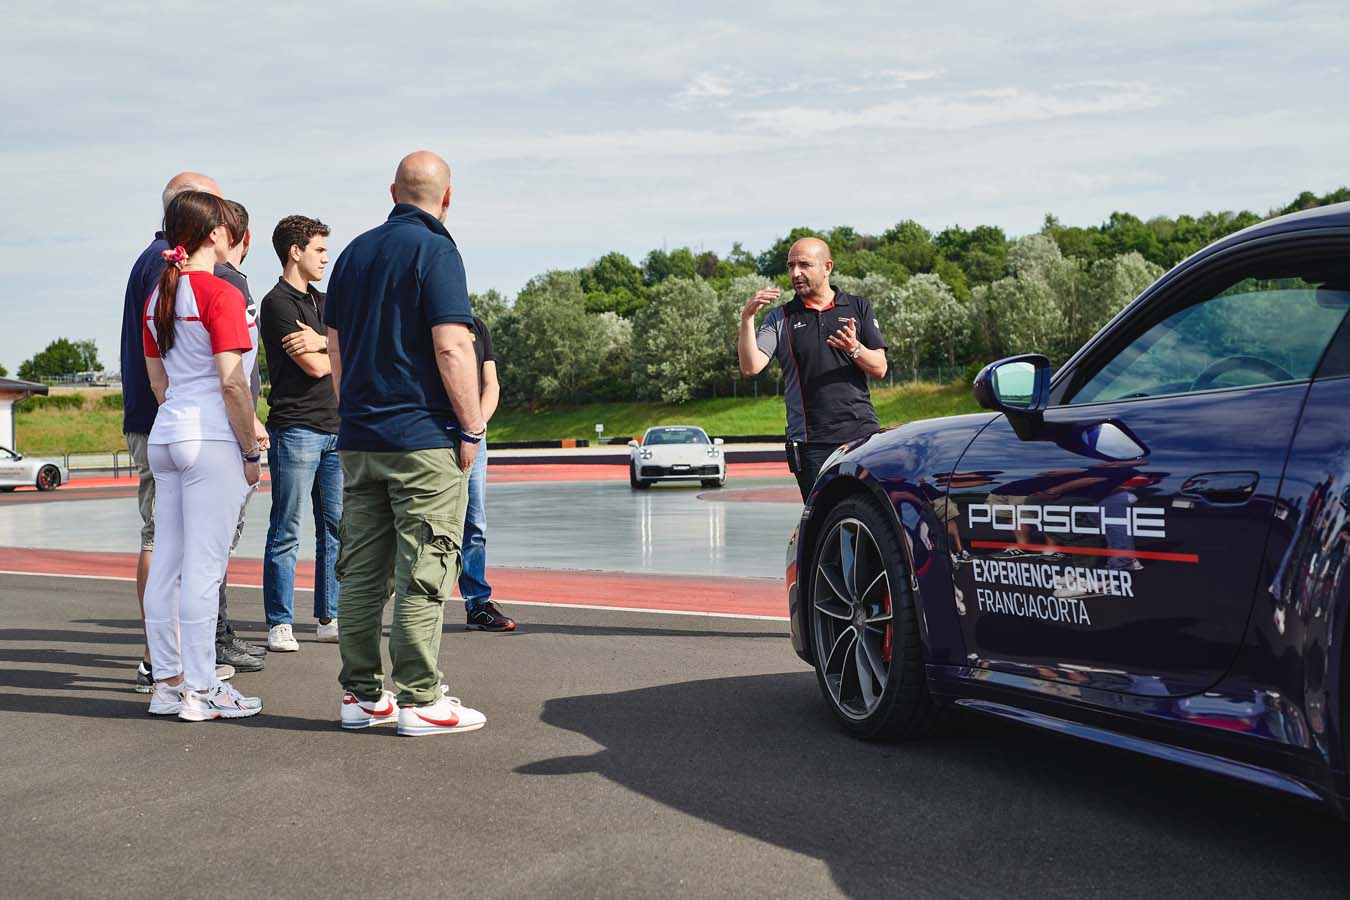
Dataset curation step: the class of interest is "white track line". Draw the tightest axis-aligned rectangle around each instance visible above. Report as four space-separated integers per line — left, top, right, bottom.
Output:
0 569 788 622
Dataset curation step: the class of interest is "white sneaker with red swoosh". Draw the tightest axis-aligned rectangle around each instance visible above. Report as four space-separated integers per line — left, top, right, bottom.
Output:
396 692 486 736
340 690 399 729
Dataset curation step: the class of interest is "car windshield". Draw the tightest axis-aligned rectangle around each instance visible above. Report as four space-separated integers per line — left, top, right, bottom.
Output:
644 428 709 446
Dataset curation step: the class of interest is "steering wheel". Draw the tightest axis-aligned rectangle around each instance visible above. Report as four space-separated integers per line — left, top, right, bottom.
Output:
1190 355 1294 392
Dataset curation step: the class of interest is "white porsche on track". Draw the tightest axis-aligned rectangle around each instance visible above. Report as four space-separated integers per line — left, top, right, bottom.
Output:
628 426 726 490
0 447 68 492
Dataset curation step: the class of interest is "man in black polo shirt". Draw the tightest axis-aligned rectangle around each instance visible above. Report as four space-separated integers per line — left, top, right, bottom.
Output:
259 215 342 652
737 237 888 501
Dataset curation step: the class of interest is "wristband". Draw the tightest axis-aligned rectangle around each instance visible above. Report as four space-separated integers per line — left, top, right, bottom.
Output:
460 429 485 445
244 453 262 463
242 443 262 462
848 345 864 359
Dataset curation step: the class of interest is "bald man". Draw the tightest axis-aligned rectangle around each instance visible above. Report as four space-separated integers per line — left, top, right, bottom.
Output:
324 151 487 736
122 173 267 692
738 238 889 501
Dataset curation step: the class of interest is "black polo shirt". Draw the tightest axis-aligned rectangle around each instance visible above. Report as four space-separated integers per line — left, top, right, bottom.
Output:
755 289 886 444
260 278 339 434
470 316 494 382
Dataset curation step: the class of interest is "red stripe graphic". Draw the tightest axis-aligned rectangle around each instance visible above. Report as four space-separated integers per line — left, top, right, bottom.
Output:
969 540 1200 564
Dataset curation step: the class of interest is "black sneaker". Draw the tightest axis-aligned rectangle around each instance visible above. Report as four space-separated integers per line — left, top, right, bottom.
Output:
134 660 154 693
217 642 265 672
466 601 516 633
231 637 267 658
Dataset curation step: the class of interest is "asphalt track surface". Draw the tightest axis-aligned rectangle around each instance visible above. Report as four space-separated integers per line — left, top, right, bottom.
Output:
5 571 1350 900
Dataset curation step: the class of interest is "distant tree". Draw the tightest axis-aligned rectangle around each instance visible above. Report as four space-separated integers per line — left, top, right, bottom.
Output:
715 273 775 392
632 277 720 402
1278 187 1350 215
1079 252 1163 343
642 247 699 286
17 337 102 381
973 274 1067 361
832 248 909 283
470 288 511 332
880 220 938 273
0 362 7 377
755 226 824 277
885 291 932 381
935 224 1008 285
509 272 615 406
591 311 635 401
578 253 648 317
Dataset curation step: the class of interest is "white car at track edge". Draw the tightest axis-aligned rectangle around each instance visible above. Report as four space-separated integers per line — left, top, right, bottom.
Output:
628 426 726 490
0 446 68 491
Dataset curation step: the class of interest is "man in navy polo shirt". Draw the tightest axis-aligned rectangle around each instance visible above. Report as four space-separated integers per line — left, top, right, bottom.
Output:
737 237 889 501
325 150 487 737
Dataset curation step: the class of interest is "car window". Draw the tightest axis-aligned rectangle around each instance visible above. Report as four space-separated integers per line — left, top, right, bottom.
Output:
1068 279 1350 405
645 428 709 445
0 448 16 460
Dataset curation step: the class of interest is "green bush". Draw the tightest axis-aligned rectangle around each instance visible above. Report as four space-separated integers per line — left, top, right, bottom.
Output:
14 394 85 414
99 393 123 410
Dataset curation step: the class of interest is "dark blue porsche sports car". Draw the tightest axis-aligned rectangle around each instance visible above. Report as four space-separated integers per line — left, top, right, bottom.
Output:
787 201 1350 814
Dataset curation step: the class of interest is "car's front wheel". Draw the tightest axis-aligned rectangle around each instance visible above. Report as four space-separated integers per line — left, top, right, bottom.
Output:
808 493 937 740
629 462 649 490
36 466 61 492
701 477 724 489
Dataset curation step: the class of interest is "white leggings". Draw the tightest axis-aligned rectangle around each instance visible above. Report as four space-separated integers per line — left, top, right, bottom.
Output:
145 440 249 691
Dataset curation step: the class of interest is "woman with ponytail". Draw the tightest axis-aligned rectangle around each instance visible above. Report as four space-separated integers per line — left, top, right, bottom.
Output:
141 190 266 722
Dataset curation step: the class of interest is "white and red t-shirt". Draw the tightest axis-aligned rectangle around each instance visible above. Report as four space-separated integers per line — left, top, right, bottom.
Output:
143 270 258 445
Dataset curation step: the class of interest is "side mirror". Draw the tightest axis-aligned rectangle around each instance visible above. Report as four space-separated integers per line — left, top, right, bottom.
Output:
713 437 724 446
974 354 1051 439
627 439 640 449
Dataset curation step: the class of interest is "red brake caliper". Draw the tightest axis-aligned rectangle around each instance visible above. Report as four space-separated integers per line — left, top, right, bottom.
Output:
881 591 893 664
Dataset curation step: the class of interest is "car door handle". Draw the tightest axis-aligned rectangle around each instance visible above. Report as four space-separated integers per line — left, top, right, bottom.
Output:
1180 471 1259 504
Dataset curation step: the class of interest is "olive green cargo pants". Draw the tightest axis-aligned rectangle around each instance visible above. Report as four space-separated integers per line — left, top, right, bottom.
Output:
336 448 467 706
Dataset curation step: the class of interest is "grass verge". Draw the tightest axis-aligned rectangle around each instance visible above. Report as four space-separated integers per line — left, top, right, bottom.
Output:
14 381 982 453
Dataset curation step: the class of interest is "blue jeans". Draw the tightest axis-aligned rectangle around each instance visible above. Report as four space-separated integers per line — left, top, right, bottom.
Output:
459 442 491 609
263 426 342 625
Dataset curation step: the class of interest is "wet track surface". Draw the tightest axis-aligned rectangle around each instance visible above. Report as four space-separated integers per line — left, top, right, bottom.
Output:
0 475 800 579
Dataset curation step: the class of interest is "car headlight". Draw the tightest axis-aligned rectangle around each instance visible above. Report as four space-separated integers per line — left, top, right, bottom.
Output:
706 447 720 457
639 448 653 460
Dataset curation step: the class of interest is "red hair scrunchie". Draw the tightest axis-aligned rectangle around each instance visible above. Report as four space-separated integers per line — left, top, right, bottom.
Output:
161 245 188 266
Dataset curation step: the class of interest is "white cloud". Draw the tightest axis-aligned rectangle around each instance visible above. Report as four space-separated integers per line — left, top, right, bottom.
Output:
0 0 1347 370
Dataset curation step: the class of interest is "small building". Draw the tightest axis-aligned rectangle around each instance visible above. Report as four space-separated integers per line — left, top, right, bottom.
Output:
0 377 49 450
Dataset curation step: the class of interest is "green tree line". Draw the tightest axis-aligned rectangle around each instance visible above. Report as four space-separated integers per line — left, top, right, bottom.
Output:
10 187 1347 397
478 187 1350 406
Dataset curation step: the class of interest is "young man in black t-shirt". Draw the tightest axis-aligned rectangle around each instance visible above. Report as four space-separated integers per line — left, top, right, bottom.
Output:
461 315 516 632
259 215 342 651
737 237 889 501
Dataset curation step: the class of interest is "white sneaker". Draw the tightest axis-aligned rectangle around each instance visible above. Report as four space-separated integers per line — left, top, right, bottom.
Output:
216 664 235 681
148 681 184 716
315 620 339 643
268 624 299 652
396 691 486 737
179 682 263 722
339 690 399 729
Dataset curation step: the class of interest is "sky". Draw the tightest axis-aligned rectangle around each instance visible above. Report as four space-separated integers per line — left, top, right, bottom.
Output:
1 0 1347 374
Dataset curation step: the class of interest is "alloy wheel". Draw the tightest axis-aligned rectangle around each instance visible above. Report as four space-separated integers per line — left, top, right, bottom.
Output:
812 517 894 720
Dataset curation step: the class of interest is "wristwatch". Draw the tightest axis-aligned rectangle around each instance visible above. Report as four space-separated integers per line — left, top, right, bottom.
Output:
848 344 864 359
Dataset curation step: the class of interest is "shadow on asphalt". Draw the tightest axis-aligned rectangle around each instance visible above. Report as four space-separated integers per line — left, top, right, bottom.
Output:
518 672 1350 900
